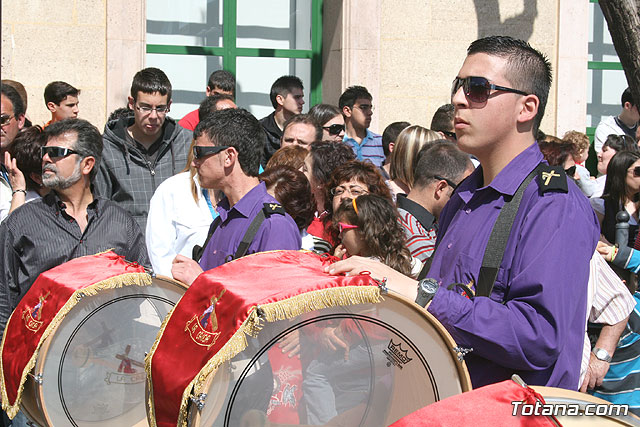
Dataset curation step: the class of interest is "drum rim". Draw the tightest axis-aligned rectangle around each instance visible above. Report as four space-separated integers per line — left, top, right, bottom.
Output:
186 289 472 425
23 275 187 426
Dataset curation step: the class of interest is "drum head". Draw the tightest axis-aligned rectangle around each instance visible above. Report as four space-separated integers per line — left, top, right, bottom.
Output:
189 291 470 427
28 276 185 427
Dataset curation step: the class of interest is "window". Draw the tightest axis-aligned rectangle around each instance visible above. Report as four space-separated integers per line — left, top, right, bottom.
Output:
146 0 322 120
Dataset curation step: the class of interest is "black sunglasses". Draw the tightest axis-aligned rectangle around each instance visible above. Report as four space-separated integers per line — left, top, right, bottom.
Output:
441 130 457 140
434 175 458 191
193 145 230 159
451 76 529 103
41 146 80 159
323 124 345 136
0 113 14 127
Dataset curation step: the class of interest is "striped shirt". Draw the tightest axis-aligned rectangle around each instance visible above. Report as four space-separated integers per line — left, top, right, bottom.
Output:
343 130 385 167
396 194 437 264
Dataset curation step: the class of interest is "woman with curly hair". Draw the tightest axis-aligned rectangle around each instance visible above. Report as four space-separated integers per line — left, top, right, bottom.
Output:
333 194 419 277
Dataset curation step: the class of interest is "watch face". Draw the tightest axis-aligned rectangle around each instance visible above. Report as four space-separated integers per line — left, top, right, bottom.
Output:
421 278 439 294
594 348 611 362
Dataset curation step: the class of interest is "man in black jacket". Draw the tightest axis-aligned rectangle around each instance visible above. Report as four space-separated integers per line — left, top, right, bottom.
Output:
259 75 305 163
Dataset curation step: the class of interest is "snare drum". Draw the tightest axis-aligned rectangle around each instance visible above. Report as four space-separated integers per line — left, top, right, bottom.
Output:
20 276 186 427
532 386 640 426
186 290 471 427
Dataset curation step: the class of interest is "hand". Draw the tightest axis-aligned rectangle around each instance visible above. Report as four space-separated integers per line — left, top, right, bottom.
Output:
580 353 610 392
325 256 419 301
333 244 347 259
596 241 615 261
278 330 300 357
171 254 204 286
4 151 26 192
319 326 350 360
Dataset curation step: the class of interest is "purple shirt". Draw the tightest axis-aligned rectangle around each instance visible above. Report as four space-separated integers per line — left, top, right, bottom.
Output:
199 182 301 270
427 142 599 390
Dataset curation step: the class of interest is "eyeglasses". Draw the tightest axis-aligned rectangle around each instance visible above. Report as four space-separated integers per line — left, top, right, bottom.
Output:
441 130 457 140
354 104 374 113
0 113 14 127
323 124 345 136
631 166 640 177
433 175 458 191
193 145 230 160
134 104 170 115
451 76 529 103
41 146 80 159
338 222 359 234
330 185 369 198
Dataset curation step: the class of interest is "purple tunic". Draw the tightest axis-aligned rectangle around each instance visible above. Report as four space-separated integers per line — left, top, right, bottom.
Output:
427 143 599 390
199 182 301 270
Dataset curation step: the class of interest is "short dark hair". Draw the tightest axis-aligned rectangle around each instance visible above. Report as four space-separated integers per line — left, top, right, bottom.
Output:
198 93 235 122
270 75 304 109
282 114 322 141
207 70 236 98
107 107 133 123
1 84 26 117
603 134 639 153
130 67 172 102
308 141 356 186
430 104 455 133
382 121 410 157
194 108 263 176
308 103 342 126
260 165 315 231
8 126 46 191
467 36 552 134
622 88 635 108
413 142 473 189
44 119 103 181
44 81 80 106
338 86 372 110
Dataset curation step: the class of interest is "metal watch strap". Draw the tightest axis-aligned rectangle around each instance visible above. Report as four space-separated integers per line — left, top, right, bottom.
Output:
593 347 612 363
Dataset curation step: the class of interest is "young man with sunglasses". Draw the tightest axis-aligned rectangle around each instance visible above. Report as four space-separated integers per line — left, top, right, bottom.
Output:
171 108 300 286
0 118 148 337
95 68 192 234
329 36 600 391
339 86 385 167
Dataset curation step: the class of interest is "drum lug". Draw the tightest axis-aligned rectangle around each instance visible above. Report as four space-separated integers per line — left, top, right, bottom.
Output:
76 292 85 301
453 346 473 361
28 373 43 385
377 277 388 294
190 393 207 411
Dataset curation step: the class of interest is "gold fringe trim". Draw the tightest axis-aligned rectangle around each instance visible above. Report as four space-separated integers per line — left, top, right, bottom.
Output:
0 272 151 419
168 284 381 427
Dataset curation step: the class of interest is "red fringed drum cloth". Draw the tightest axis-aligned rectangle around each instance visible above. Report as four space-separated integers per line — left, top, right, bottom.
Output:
145 250 381 427
0 251 150 419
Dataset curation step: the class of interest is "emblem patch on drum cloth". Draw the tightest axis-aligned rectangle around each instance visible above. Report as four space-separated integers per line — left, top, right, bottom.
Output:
383 340 413 369
21 292 50 333
185 289 226 349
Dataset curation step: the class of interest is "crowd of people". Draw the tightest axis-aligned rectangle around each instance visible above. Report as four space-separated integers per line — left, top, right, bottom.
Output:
2 34 640 422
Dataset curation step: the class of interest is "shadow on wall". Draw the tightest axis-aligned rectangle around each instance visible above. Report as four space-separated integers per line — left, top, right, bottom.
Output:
474 0 538 41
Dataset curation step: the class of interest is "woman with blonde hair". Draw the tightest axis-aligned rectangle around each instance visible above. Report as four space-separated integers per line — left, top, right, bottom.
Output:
388 125 442 197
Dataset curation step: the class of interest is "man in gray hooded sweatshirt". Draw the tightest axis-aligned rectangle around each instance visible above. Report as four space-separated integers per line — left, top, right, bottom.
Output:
95 68 192 233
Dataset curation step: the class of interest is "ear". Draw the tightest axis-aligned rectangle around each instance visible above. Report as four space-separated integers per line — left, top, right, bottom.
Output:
276 94 285 108
205 86 212 97
433 180 449 200
223 146 237 168
16 114 26 130
46 102 57 114
388 142 395 153
342 105 352 118
81 156 96 177
517 94 539 126
127 96 135 110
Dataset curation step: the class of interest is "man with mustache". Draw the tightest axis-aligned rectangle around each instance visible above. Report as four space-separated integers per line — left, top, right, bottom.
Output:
0 118 149 335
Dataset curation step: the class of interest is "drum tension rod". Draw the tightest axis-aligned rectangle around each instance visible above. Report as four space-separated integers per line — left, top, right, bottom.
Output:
190 393 208 411
453 346 473 361
27 373 43 385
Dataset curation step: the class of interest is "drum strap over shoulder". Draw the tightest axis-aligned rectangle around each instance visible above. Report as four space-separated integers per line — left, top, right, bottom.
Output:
475 163 551 298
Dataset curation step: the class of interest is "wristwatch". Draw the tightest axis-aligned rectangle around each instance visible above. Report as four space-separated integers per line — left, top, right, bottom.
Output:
415 278 439 307
592 347 612 363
